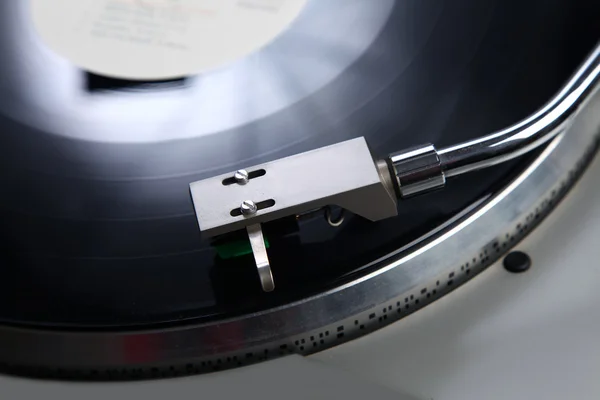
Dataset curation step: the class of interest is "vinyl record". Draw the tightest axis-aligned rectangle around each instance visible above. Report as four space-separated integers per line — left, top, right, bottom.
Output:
0 0 599 329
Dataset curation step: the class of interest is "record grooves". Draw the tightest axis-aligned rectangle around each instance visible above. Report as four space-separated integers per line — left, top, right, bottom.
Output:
0 0 599 333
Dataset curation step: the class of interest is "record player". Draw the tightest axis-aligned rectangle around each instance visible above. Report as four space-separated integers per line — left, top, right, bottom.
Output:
1 0 600 398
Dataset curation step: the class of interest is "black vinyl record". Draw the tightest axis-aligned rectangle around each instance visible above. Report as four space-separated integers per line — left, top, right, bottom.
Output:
0 0 599 328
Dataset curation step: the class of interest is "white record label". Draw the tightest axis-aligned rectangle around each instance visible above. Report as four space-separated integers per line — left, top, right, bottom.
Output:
30 0 307 80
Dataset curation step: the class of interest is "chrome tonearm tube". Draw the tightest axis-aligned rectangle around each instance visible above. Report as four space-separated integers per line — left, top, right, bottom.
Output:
392 42 600 197
190 42 600 292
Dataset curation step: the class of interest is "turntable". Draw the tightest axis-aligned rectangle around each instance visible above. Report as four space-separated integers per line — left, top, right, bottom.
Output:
1 0 600 397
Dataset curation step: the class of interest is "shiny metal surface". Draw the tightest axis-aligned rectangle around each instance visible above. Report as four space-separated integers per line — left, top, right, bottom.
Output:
437 41 600 179
389 144 446 198
241 200 258 216
234 170 250 186
247 224 275 293
189 137 398 237
1 72 598 377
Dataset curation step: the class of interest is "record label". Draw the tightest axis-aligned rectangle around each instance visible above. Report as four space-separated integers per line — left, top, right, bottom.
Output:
30 0 307 80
